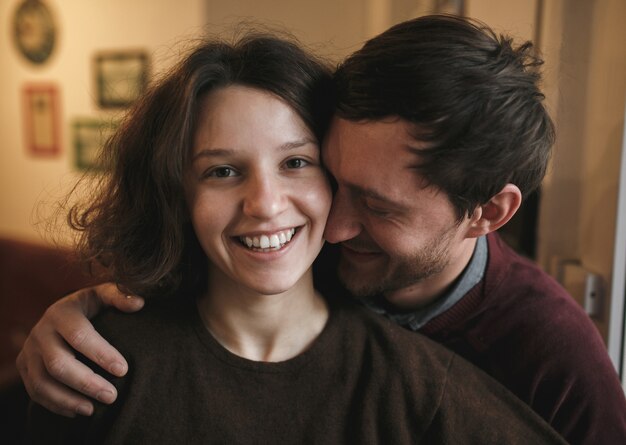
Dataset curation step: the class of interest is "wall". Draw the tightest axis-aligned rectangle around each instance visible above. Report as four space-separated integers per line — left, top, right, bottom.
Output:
0 0 370 246
2 1 625 345
578 0 626 342
204 0 368 60
381 0 537 42
0 0 206 244
537 0 626 341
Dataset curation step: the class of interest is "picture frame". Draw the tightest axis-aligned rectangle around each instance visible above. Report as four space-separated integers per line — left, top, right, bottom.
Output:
22 83 61 156
72 118 118 171
12 0 57 65
94 50 150 108
434 0 464 15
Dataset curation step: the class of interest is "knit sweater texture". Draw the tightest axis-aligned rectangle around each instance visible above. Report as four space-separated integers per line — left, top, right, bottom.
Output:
418 233 626 445
28 294 566 444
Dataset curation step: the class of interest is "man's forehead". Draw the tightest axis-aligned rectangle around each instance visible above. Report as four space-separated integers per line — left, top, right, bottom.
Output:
322 117 432 199
325 116 428 148
322 117 429 166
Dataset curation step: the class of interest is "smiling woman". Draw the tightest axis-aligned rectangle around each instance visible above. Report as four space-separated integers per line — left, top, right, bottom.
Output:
187 86 330 300
25 31 566 445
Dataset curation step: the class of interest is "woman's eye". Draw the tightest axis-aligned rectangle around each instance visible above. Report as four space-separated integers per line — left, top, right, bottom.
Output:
206 166 238 178
285 158 309 169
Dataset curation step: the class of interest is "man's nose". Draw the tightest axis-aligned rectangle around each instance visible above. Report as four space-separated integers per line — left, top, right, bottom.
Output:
324 188 362 243
243 174 288 219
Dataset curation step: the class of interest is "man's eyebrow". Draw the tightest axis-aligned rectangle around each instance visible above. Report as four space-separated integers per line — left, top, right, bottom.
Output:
191 138 317 162
347 183 407 209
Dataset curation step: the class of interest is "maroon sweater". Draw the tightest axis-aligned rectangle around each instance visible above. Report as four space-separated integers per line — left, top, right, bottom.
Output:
27 296 566 444
420 233 626 444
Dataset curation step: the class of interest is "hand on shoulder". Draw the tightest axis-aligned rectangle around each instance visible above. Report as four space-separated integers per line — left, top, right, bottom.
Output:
16 283 144 417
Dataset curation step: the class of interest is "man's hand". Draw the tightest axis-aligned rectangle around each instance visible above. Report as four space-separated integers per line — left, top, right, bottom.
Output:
16 283 144 417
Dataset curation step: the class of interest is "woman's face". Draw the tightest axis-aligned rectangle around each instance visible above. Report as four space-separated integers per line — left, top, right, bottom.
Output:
185 85 332 296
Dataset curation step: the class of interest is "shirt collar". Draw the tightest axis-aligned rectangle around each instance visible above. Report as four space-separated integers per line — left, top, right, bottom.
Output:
363 235 488 331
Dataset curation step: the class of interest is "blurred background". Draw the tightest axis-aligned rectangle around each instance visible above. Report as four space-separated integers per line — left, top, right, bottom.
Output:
1 0 625 394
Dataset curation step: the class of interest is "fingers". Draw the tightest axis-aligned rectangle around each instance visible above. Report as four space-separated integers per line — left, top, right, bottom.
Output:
45 300 128 378
81 283 144 314
18 346 93 417
16 287 134 417
42 337 119 403
17 333 117 418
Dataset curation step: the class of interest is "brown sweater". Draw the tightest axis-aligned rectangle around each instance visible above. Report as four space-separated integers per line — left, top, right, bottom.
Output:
27 295 566 444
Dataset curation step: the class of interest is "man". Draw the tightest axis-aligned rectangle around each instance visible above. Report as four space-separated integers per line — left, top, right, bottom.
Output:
17 15 626 444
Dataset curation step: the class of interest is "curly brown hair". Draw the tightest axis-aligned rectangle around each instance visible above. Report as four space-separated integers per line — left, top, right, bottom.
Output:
69 33 335 298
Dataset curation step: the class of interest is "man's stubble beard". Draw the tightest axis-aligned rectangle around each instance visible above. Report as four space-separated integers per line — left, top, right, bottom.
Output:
338 227 456 299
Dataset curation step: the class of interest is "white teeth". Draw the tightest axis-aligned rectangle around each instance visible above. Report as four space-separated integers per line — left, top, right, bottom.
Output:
259 235 270 249
239 228 297 251
269 234 280 248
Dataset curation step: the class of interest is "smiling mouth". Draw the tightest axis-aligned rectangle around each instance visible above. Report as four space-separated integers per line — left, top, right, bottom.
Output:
340 244 382 261
238 228 298 252
341 243 380 255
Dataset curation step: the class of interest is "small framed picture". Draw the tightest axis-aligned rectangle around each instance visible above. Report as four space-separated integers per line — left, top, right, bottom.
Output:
94 50 150 108
434 0 464 15
12 0 58 65
72 118 118 171
22 83 61 156
412 0 464 16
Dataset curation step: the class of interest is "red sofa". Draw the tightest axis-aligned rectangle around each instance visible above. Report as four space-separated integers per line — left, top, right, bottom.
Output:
0 236 95 442
0 236 96 388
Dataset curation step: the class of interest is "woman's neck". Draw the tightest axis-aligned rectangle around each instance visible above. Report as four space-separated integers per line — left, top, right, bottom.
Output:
196 269 328 362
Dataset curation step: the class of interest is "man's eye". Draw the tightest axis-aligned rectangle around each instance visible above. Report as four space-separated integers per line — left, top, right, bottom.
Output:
363 200 391 217
366 207 390 217
285 158 309 169
206 166 238 178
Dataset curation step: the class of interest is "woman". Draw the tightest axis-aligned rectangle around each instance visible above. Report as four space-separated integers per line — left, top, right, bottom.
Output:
27 33 565 444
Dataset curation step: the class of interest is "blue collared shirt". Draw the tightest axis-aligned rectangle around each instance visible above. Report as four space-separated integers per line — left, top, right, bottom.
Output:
364 236 488 331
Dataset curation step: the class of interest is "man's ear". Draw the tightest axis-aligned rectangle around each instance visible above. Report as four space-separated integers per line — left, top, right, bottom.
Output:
465 184 522 237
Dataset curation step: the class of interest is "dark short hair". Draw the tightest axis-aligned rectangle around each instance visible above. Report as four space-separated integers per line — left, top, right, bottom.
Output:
70 33 334 298
334 14 555 219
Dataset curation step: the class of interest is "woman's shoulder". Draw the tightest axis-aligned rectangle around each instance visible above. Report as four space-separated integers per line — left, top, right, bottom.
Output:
329 297 456 376
327 299 566 444
92 295 194 349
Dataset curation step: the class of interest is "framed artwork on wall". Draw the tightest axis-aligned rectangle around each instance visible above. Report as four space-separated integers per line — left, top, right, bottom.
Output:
72 118 118 171
412 0 464 17
434 0 464 15
94 50 150 108
22 83 61 156
12 0 57 65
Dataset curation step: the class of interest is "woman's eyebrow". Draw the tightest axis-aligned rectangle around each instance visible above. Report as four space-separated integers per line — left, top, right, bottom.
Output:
278 138 317 151
191 147 234 162
191 138 317 162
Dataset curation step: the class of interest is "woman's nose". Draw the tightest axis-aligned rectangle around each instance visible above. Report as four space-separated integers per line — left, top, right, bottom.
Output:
242 174 288 219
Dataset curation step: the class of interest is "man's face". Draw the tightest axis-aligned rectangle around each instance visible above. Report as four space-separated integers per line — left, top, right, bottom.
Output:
322 117 478 309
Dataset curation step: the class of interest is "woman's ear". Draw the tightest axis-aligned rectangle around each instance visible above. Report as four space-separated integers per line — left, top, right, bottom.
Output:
465 184 522 238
